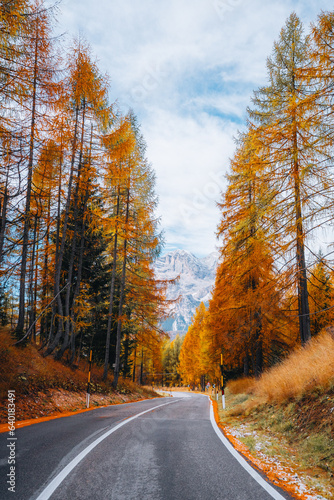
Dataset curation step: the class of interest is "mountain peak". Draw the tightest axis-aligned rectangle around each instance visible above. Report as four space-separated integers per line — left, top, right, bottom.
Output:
155 249 219 337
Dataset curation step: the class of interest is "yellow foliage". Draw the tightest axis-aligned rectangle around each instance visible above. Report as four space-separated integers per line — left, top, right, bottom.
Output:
179 303 216 385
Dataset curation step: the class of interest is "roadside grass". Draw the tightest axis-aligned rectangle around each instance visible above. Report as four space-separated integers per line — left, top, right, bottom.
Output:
227 377 255 395
214 331 334 499
253 331 334 403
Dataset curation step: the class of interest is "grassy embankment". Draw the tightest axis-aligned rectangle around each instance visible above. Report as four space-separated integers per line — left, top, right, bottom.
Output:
0 329 159 424
215 331 334 499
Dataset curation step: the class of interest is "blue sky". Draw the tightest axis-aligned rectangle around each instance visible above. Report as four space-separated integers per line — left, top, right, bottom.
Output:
56 0 334 257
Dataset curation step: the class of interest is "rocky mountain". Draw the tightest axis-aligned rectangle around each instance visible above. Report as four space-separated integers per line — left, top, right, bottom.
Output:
154 249 219 337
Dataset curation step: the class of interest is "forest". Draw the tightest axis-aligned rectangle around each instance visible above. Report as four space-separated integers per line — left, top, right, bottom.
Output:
2 3 334 391
0 0 170 387
179 10 334 387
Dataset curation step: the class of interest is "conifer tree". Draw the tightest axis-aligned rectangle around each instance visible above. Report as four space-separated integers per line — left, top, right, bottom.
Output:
207 128 294 377
16 1 59 336
308 257 334 336
248 13 333 344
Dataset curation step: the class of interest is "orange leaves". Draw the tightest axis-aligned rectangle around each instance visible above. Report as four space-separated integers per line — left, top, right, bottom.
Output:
103 116 137 185
205 10 334 377
179 303 212 385
0 0 167 377
65 39 111 128
310 11 334 81
206 123 296 377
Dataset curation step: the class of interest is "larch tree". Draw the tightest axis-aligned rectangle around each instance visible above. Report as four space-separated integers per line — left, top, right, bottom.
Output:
208 128 294 377
101 111 167 386
102 115 136 380
44 39 111 357
112 115 164 388
0 1 171 386
248 13 333 345
0 0 29 267
179 302 210 387
15 1 59 337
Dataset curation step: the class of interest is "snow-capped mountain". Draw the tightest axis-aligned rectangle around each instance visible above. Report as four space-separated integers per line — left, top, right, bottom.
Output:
154 249 219 337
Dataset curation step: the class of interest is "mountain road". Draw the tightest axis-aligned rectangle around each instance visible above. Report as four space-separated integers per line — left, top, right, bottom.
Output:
0 393 293 500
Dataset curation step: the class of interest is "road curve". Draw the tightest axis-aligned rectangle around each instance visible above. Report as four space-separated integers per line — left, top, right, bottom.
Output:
0 393 293 500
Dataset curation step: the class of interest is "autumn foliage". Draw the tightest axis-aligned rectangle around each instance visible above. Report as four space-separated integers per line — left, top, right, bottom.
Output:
0 1 169 387
180 11 334 386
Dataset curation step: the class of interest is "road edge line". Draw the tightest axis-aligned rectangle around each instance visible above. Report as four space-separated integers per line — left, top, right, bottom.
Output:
0 396 165 434
209 399 287 500
34 399 178 500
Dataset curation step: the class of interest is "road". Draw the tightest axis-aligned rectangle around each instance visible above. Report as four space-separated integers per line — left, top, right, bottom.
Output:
0 393 292 500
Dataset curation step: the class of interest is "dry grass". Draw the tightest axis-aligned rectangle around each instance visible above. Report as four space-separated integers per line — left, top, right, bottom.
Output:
0 328 158 423
0 329 91 400
226 377 255 395
0 328 133 395
254 331 334 403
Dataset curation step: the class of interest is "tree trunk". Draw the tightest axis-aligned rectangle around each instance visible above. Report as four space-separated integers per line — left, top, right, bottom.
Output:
254 308 263 377
112 188 129 389
27 214 38 339
56 223 78 359
103 188 120 381
16 30 39 337
44 107 80 356
293 128 311 344
40 196 51 343
55 103 87 360
0 165 10 264
140 348 144 385
243 353 250 376
46 143 63 346
132 345 137 382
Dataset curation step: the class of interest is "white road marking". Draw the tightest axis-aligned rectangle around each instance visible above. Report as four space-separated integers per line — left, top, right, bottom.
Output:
209 401 286 500
35 399 178 500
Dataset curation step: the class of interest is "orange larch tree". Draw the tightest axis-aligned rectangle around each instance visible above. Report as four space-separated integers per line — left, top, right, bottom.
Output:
248 13 334 345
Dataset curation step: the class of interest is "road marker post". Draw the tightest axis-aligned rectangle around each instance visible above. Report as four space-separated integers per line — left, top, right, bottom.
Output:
220 352 225 410
86 349 92 409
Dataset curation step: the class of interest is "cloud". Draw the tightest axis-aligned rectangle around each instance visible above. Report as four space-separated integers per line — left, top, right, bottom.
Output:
142 109 239 256
56 0 334 256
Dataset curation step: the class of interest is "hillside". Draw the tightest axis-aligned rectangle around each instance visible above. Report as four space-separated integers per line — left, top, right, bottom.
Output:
154 249 219 336
0 330 158 424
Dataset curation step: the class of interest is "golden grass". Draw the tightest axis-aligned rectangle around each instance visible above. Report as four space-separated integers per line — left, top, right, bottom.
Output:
255 331 334 403
226 377 255 395
0 329 91 398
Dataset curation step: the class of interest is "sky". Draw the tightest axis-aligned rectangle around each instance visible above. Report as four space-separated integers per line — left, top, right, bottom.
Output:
56 0 334 257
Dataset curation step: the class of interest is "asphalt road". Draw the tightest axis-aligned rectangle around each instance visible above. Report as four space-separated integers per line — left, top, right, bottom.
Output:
0 393 293 500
